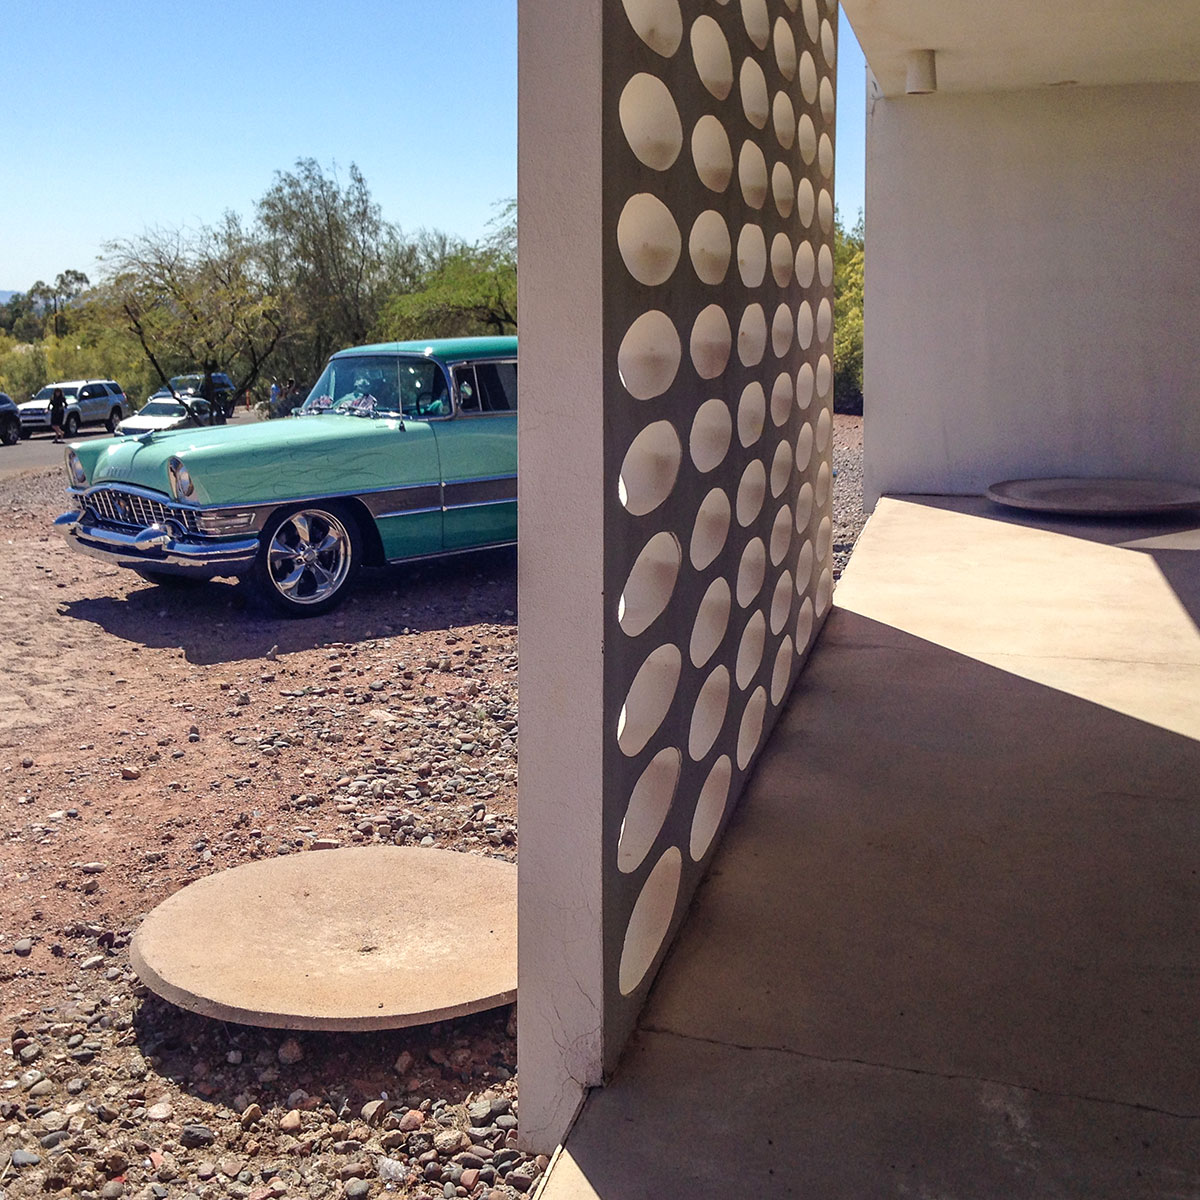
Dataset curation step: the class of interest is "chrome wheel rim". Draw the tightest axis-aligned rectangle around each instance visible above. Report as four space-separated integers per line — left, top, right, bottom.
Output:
266 509 352 605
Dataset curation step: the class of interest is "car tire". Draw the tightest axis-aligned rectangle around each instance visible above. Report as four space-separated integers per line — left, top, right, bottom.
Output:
65 413 80 436
252 503 362 617
0 416 18 446
19 428 31 439
106 408 123 432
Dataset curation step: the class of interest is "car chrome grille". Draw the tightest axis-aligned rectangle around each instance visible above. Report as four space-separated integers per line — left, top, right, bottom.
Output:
85 488 200 533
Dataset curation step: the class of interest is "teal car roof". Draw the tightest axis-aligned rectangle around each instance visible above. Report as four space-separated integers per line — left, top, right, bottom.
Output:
332 336 517 363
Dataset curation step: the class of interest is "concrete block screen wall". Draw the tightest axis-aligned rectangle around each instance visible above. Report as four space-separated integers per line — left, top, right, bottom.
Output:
519 0 838 1150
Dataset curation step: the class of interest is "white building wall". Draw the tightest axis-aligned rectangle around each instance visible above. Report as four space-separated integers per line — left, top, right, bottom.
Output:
864 83 1200 506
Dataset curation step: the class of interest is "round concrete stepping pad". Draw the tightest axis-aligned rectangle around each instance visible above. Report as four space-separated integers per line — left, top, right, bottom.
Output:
986 477 1200 517
130 847 516 1030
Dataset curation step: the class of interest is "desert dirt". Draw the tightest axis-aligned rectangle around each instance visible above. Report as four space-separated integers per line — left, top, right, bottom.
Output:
1 473 519 1019
1 468 532 1198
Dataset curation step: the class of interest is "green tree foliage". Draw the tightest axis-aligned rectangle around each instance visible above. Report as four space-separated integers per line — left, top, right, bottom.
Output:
833 212 864 414
0 273 148 402
0 272 90 344
0 291 47 343
374 199 517 341
0 317 151 405
97 214 284 402
0 337 48 401
256 159 418 382
1 165 517 407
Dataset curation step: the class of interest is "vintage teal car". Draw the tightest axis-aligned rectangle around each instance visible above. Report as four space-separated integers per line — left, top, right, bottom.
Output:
56 337 517 616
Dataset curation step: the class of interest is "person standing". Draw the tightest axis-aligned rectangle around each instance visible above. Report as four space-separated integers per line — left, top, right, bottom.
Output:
269 377 282 414
199 363 223 424
49 387 67 442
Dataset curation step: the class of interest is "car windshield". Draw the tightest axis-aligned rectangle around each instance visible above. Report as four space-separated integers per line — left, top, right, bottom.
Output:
169 375 203 394
33 386 79 401
301 355 450 420
138 400 188 417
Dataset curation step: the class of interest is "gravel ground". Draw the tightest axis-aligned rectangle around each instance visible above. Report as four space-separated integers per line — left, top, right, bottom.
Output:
831 414 866 579
1 468 530 1200
1 420 866 1199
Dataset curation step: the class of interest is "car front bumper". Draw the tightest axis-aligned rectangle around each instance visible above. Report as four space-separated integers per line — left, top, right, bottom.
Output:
56 510 260 578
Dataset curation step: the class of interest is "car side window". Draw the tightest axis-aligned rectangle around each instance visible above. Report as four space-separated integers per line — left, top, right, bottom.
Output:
79 385 97 400
454 366 480 413
477 361 518 412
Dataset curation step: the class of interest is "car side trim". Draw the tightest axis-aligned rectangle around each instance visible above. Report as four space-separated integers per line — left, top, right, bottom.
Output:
359 484 443 518
443 475 518 509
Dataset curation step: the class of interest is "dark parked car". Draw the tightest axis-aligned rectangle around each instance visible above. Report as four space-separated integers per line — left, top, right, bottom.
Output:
0 393 19 445
169 373 237 418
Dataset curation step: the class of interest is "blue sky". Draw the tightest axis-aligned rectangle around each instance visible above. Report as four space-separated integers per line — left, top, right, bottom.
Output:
0 1 865 292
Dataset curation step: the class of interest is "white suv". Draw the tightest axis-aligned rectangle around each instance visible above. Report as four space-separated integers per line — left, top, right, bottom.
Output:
19 380 127 437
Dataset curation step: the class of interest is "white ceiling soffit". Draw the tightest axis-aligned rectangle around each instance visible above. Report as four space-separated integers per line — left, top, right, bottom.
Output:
840 1 1200 97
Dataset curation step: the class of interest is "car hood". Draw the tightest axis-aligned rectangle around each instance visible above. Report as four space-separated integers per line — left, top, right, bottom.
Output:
75 415 421 506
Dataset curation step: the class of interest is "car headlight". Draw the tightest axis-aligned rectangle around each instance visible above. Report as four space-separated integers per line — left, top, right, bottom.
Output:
168 456 195 499
66 450 88 487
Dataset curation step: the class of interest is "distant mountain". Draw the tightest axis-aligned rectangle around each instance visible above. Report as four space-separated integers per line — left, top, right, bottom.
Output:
0 290 16 304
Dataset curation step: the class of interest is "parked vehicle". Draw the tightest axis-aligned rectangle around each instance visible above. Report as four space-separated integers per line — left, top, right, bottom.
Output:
19 380 126 437
115 396 213 436
55 337 518 616
0 393 20 445
168 372 237 418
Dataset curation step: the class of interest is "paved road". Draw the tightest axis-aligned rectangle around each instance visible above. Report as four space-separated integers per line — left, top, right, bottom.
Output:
0 409 263 483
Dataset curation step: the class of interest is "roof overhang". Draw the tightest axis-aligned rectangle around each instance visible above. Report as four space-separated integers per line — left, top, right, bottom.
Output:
840 1 1200 97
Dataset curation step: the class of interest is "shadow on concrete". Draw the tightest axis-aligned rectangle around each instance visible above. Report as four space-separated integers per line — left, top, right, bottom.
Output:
546 606 1200 1198
58 547 516 666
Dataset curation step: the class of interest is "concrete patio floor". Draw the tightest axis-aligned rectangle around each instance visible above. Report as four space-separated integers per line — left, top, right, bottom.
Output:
541 495 1200 1198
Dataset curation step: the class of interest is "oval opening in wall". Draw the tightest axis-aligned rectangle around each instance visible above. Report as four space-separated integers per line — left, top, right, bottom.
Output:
618 747 682 873
618 420 682 517
617 194 682 287
690 487 732 570
618 846 682 995
617 644 682 758
690 398 732 473
619 74 683 171
617 310 681 400
619 531 682 637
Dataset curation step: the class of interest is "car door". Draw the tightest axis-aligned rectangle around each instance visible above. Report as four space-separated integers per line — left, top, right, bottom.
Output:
433 359 518 550
307 352 445 562
78 383 102 424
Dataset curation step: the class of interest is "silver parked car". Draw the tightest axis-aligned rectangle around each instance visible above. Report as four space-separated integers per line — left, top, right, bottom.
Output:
19 380 126 437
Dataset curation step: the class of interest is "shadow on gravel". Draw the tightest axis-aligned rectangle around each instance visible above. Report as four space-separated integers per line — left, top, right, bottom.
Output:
128 989 517 1117
59 547 517 666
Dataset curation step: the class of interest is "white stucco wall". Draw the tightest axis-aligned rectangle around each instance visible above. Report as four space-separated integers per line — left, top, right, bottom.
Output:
863 83 1200 505
516 0 606 1153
